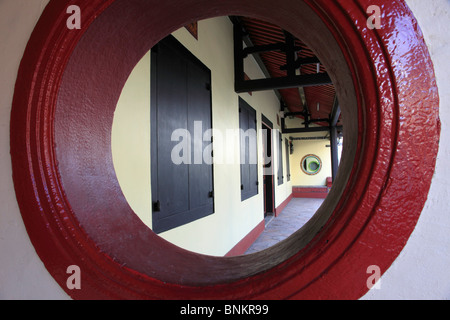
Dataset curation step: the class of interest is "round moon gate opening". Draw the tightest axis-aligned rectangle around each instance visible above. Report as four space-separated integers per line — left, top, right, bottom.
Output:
10 0 440 299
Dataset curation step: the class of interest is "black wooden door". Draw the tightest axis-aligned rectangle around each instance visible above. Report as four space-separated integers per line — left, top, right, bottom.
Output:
262 115 274 216
151 36 214 234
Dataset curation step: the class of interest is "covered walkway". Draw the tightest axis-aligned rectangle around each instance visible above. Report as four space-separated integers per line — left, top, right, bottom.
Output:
245 198 324 254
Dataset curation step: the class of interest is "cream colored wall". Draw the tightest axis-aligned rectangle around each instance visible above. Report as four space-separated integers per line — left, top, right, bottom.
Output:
274 130 293 207
289 133 332 187
111 16 292 256
283 117 332 186
111 52 152 227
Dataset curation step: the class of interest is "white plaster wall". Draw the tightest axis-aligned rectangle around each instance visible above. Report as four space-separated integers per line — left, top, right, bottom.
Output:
0 0 449 299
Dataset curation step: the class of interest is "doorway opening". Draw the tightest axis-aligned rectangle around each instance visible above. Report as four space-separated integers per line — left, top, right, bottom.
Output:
261 114 275 220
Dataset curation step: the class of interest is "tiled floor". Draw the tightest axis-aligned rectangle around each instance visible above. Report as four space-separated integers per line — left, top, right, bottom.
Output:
245 198 324 254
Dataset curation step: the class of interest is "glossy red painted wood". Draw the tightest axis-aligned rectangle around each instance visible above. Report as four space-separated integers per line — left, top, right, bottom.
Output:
10 0 440 299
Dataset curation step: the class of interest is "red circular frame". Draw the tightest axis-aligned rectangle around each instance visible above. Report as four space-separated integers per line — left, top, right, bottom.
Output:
10 0 440 299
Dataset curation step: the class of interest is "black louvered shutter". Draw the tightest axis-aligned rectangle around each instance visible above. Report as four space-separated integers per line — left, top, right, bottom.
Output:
239 98 258 201
151 36 214 234
277 130 284 186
